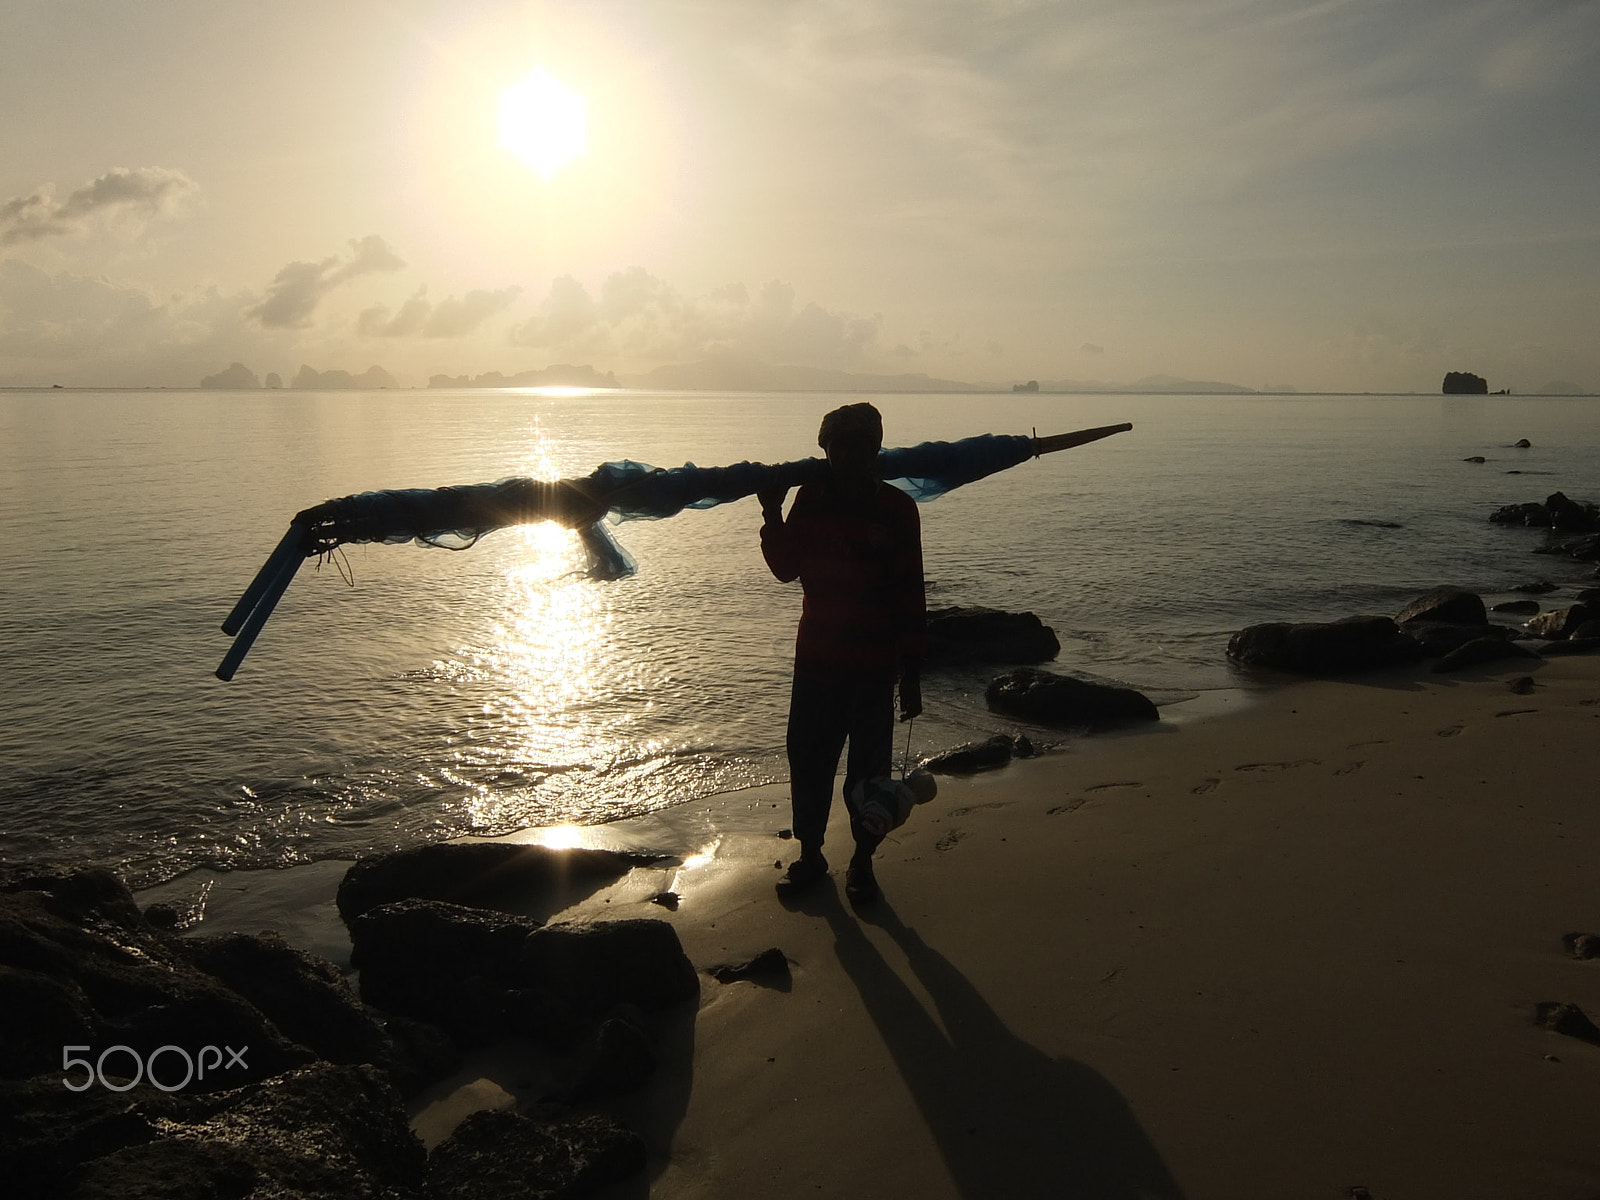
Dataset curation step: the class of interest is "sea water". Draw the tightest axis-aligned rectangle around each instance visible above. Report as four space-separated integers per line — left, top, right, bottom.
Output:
1 388 1594 887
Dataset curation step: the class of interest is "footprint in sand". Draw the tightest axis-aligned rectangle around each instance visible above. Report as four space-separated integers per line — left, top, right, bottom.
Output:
1084 781 1143 792
1333 761 1364 776
935 829 965 851
1494 708 1538 718
1348 739 1390 748
1190 778 1221 795
1234 759 1318 772
1435 724 1464 738
948 801 1011 817
1046 800 1085 816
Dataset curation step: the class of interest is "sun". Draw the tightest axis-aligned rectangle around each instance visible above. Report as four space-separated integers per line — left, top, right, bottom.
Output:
498 68 588 179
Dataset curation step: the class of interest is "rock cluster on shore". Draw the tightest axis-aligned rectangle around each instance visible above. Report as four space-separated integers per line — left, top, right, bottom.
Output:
0 847 702 1199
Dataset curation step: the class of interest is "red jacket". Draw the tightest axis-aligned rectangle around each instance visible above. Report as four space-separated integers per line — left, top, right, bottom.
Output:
761 481 927 682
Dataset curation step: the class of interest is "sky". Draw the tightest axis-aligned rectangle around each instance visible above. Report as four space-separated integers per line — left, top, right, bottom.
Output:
1 0 1597 392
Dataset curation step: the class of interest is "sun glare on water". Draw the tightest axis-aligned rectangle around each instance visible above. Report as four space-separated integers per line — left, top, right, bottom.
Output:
498 67 588 179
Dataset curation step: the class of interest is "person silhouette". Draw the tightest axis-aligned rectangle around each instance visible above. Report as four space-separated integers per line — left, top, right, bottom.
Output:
758 402 926 903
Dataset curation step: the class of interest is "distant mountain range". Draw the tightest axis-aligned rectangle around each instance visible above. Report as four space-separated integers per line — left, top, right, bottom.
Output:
198 356 1268 394
617 358 1261 394
193 357 1589 395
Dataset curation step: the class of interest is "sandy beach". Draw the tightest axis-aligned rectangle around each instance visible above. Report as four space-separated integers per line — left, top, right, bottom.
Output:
492 652 1600 1200
127 651 1600 1199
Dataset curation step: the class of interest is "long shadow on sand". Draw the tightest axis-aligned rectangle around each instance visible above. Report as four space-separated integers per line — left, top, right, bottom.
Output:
821 889 1185 1200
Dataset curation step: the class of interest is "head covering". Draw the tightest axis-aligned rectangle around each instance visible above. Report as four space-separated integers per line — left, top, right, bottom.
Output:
817 402 883 451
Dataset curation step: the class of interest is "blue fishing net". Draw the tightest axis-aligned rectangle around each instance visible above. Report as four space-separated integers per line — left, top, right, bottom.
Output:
297 433 1038 580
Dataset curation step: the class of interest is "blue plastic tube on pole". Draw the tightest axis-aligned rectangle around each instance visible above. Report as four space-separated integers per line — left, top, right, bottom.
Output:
216 530 308 681
221 524 311 637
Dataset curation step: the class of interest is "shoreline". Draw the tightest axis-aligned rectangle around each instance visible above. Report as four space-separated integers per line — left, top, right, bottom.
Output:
129 651 1600 1196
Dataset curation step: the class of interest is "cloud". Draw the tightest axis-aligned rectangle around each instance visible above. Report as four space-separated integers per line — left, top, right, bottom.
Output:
0 257 281 385
247 234 406 329
358 286 521 338
509 269 880 367
0 167 197 244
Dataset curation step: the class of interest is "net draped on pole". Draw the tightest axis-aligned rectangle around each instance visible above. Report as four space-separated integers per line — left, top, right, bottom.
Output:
216 424 1130 681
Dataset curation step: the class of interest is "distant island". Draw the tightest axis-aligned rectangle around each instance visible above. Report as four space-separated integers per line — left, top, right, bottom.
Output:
429 364 618 389
1442 371 1489 394
197 362 396 389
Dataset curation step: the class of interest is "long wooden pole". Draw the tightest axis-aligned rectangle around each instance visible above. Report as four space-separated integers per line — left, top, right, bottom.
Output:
1032 422 1133 456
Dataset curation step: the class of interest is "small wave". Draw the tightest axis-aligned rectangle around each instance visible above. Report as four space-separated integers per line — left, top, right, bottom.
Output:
1334 518 1405 529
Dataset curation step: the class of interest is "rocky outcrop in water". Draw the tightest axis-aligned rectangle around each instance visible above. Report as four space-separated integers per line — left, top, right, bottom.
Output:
1227 615 1424 675
1396 587 1487 627
924 606 1061 666
336 842 668 924
1490 492 1600 533
1442 371 1488 394
922 734 1018 774
984 668 1158 725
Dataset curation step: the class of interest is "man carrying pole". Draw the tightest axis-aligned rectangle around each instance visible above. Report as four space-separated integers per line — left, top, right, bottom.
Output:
759 403 925 904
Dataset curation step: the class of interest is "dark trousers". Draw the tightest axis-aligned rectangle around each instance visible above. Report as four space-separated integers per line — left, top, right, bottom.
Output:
786 673 895 860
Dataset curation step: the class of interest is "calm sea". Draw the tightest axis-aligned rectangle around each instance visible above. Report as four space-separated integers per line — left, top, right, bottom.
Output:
1 389 1595 887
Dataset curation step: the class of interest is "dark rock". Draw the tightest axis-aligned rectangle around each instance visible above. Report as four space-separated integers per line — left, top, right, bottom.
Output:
1491 599 1541 614
1512 580 1557 593
521 919 700 1016
1226 616 1424 676
924 606 1060 666
1014 734 1036 757
1570 620 1600 641
351 911 698 1050
0 1073 206 1200
337 842 665 925
1490 492 1600 533
1508 676 1536 695
1562 933 1600 960
1536 533 1600 561
1534 1001 1600 1046
1402 621 1509 658
1428 637 1540 673
173 931 394 1071
561 1015 656 1102
71 1063 425 1200
923 734 1015 775
425 1108 645 1200
349 900 544 1044
382 1015 461 1095
707 947 791 986
141 902 183 931
1396 588 1487 627
1442 371 1488 394
1575 587 1600 604
0 864 312 1086
1462 456 1486 463
1513 437 1532 448
1492 502 1551 528
1525 604 1595 639
647 891 679 911
984 667 1159 725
